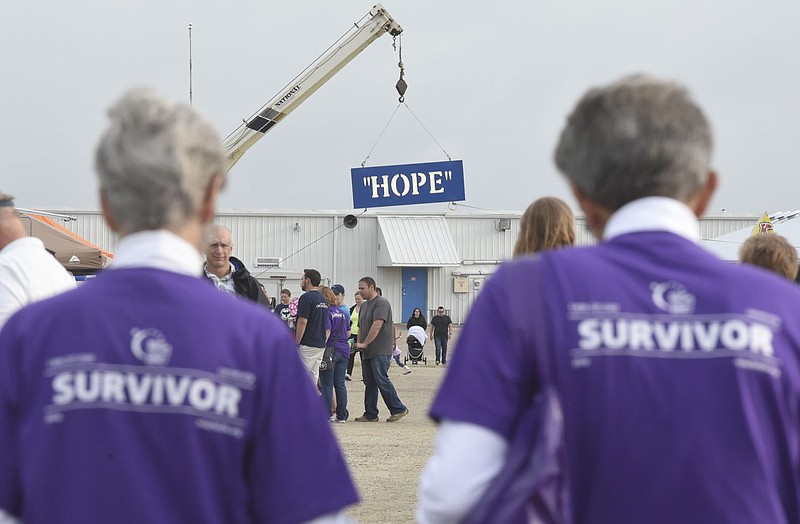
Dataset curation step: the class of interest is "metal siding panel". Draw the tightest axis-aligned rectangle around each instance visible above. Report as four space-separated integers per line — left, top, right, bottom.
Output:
449 217 513 263
38 210 765 324
698 216 759 239
51 211 117 254
375 267 403 321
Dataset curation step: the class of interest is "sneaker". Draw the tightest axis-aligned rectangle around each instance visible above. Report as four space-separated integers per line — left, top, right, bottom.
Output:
403 368 412 375
345 374 352 381
334 418 346 424
329 415 336 422
354 415 379 422
386 408 409 422
435 361 440 366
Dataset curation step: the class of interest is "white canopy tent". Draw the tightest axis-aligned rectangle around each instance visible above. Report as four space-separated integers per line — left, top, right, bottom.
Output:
701 211 800 261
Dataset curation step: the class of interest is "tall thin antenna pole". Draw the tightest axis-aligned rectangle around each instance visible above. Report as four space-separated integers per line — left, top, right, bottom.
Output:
188 23 193 105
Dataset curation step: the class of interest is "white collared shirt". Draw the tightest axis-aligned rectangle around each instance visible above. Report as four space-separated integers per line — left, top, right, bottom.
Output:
203 264 236 295
604 196 700 242
109 230 203 276
0 236 77 329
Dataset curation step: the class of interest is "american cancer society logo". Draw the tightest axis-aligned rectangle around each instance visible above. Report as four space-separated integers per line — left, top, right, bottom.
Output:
650 281 696 315
130 328 173 365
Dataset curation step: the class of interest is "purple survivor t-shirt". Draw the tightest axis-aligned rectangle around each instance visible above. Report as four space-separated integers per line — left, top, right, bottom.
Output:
327 307 351 359
431 231 800 523
0 268 358 523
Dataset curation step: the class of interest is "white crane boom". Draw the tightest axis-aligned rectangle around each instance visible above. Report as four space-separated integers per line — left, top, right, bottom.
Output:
223 4 403 172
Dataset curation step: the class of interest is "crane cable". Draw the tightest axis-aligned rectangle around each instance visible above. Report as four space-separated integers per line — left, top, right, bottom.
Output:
360 34 452 167
252 208 369 278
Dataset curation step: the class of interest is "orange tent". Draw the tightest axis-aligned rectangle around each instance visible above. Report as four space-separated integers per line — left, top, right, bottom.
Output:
22 215 113 274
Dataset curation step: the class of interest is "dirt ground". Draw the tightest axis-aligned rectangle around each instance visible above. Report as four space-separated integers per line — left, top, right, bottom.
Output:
332 326 460 523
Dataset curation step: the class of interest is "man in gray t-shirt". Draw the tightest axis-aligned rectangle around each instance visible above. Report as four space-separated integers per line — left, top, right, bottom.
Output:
358 295 392 359
354 277 408 422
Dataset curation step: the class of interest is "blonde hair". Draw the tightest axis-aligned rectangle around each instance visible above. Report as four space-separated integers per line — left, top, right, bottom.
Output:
319 286 337 306
513 197 576 256
739 234 798 281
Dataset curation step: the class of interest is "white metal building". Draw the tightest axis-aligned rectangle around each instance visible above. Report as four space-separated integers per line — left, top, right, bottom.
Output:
47 209 759 324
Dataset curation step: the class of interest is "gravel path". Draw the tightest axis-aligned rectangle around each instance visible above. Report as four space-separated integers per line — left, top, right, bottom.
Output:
332 329 457 523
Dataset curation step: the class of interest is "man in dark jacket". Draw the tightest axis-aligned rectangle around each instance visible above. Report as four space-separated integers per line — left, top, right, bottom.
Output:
203 224 269 307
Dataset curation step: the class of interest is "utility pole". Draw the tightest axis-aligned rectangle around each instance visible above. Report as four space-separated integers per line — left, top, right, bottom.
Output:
188 24 193 105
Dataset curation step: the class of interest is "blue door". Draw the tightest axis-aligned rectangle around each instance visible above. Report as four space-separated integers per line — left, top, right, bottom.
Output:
402 267 427 323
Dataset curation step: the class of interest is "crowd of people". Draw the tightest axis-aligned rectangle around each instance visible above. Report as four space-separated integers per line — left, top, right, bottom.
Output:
202 242 417 425
3 74 800 523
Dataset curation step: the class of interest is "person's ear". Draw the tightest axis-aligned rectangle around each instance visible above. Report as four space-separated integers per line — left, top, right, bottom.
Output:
200 174 225 224
99 189 121 234
570 183 612 239
688 170 718 218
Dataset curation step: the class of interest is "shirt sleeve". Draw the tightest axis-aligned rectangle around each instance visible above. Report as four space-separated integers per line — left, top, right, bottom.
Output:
372 299 390 323
0 265 25 331
341 310 351 338
429 263 541 439
417 420 508 523
0 317 22 518
296 294 310 320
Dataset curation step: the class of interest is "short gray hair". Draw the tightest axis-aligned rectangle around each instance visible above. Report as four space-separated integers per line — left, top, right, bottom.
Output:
95 88 226 233
554 74 713 211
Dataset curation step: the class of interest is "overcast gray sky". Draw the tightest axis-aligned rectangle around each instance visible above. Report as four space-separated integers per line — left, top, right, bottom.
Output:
2 1 799 215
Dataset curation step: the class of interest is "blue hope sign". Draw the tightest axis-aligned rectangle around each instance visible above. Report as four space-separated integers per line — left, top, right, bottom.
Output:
351 160 465 209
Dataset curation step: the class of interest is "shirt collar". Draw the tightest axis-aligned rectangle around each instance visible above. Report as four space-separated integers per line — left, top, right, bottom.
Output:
603 197 700 243
203 263 234 281
110 230 203 277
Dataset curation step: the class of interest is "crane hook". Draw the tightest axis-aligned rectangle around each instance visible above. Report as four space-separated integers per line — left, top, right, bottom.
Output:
396 65 407 103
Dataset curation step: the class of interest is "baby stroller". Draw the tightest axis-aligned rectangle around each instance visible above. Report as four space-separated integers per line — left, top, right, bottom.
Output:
405 325 428 365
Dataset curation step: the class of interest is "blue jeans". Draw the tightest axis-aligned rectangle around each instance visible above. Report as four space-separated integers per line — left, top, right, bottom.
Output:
362 354 406 419
321 352 349 420
434 336 449 363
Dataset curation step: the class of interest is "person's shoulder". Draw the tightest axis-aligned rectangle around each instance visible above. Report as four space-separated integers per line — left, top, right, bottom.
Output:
494 253 548 276
229 256 247 272
374 296 391 311
725 259 800 295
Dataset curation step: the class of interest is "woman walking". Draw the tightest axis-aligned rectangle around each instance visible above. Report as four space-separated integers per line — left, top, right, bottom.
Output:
406 307 427 331
319 286 351 422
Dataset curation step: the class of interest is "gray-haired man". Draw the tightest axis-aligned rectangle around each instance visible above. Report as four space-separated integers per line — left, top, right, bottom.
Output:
202 223 268 306
419 75 800 523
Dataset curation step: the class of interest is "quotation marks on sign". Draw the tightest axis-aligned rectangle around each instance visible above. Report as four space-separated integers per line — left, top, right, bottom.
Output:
362 171 453 199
